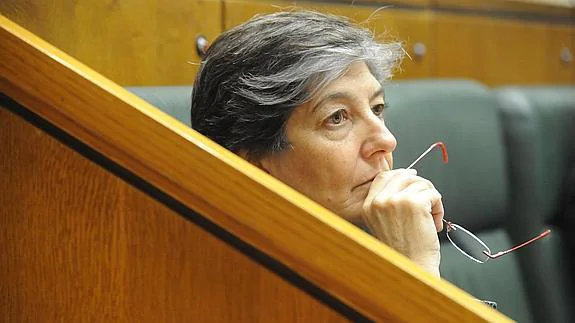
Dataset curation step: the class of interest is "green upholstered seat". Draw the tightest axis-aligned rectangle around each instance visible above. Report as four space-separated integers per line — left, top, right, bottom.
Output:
385 80 532 322
496 85 575 323
127 86 192 126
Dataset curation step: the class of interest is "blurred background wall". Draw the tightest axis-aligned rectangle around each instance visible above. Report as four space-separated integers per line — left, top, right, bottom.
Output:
1 0 572 86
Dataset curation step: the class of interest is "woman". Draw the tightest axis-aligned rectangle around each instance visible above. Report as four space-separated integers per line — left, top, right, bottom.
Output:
191 10 444 277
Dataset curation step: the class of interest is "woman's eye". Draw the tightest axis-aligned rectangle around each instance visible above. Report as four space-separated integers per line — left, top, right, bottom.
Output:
327 109 347 125
372 103 386 117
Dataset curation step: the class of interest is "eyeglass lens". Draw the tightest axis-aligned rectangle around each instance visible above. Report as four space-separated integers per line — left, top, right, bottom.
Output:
445 222 491 263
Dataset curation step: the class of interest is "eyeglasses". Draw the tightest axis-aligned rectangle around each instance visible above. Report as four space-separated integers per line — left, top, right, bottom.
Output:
407 142 551 263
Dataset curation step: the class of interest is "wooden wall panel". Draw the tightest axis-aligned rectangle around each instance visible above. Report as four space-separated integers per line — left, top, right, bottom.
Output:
481 19 574 84
224 0 574 85
223 0 433 79
547 25 574 83
371 9 434 79
434 0 575 17
0 0 222 86
0 106 346 322
483 19 550 85
433 14 488 81
1 0 572 86
434 13 574 85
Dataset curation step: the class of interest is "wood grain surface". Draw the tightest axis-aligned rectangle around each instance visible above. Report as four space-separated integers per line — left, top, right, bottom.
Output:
0 0 222 86
1 0 572 86
433 13 574 84
434 0 575 17
0 14 511 322
0 106 347 322
224 0 574 85
223 0 435 80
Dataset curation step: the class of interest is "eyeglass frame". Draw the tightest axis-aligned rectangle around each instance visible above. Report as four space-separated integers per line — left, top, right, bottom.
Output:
406 141 551 263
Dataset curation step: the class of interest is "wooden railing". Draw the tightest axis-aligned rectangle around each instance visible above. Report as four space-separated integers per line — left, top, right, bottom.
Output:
0 14 512 322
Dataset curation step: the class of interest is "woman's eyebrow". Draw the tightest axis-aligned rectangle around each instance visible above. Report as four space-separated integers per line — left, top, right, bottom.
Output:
311 92 350 113
312 86 384 114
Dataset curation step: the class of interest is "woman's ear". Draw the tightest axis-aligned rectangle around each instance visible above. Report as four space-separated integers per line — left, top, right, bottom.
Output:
238 150 271 174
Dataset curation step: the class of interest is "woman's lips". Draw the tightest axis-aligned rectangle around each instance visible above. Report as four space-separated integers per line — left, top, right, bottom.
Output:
353 176 376 191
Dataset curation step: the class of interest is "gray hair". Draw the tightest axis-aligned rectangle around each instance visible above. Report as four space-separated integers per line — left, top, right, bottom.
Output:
191 10 404 161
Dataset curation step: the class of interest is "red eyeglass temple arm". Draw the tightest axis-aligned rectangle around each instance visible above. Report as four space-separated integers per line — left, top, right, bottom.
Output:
483 229 552 259
407 141 449 170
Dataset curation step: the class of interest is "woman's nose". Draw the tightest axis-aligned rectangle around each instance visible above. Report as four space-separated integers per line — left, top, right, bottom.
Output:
360 115 397 158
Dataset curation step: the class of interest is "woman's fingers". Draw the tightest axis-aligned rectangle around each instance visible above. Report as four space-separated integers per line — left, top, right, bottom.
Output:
401 179 435 194
366 172 445 232
366 169 417 203
362 169 443 277
386 185 445 233
412 189 444 233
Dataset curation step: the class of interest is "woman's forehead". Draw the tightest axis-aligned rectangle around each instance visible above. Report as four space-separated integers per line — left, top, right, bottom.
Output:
310 63 384 105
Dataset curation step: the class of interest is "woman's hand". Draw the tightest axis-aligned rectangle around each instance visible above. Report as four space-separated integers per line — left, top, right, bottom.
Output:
361 169 444 277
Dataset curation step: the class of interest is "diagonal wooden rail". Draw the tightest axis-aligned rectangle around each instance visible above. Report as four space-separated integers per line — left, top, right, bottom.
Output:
0 14 512 322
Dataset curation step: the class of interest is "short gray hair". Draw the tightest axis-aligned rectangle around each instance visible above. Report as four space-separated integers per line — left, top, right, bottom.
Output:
191 10 403 161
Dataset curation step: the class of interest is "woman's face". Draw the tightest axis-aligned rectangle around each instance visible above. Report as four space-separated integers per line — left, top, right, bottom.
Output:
259 61 397 223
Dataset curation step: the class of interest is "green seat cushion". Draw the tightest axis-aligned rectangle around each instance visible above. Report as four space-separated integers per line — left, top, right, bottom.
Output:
127 86 192 127
496 85 575 323
441 229 533 323
386 80 509 231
